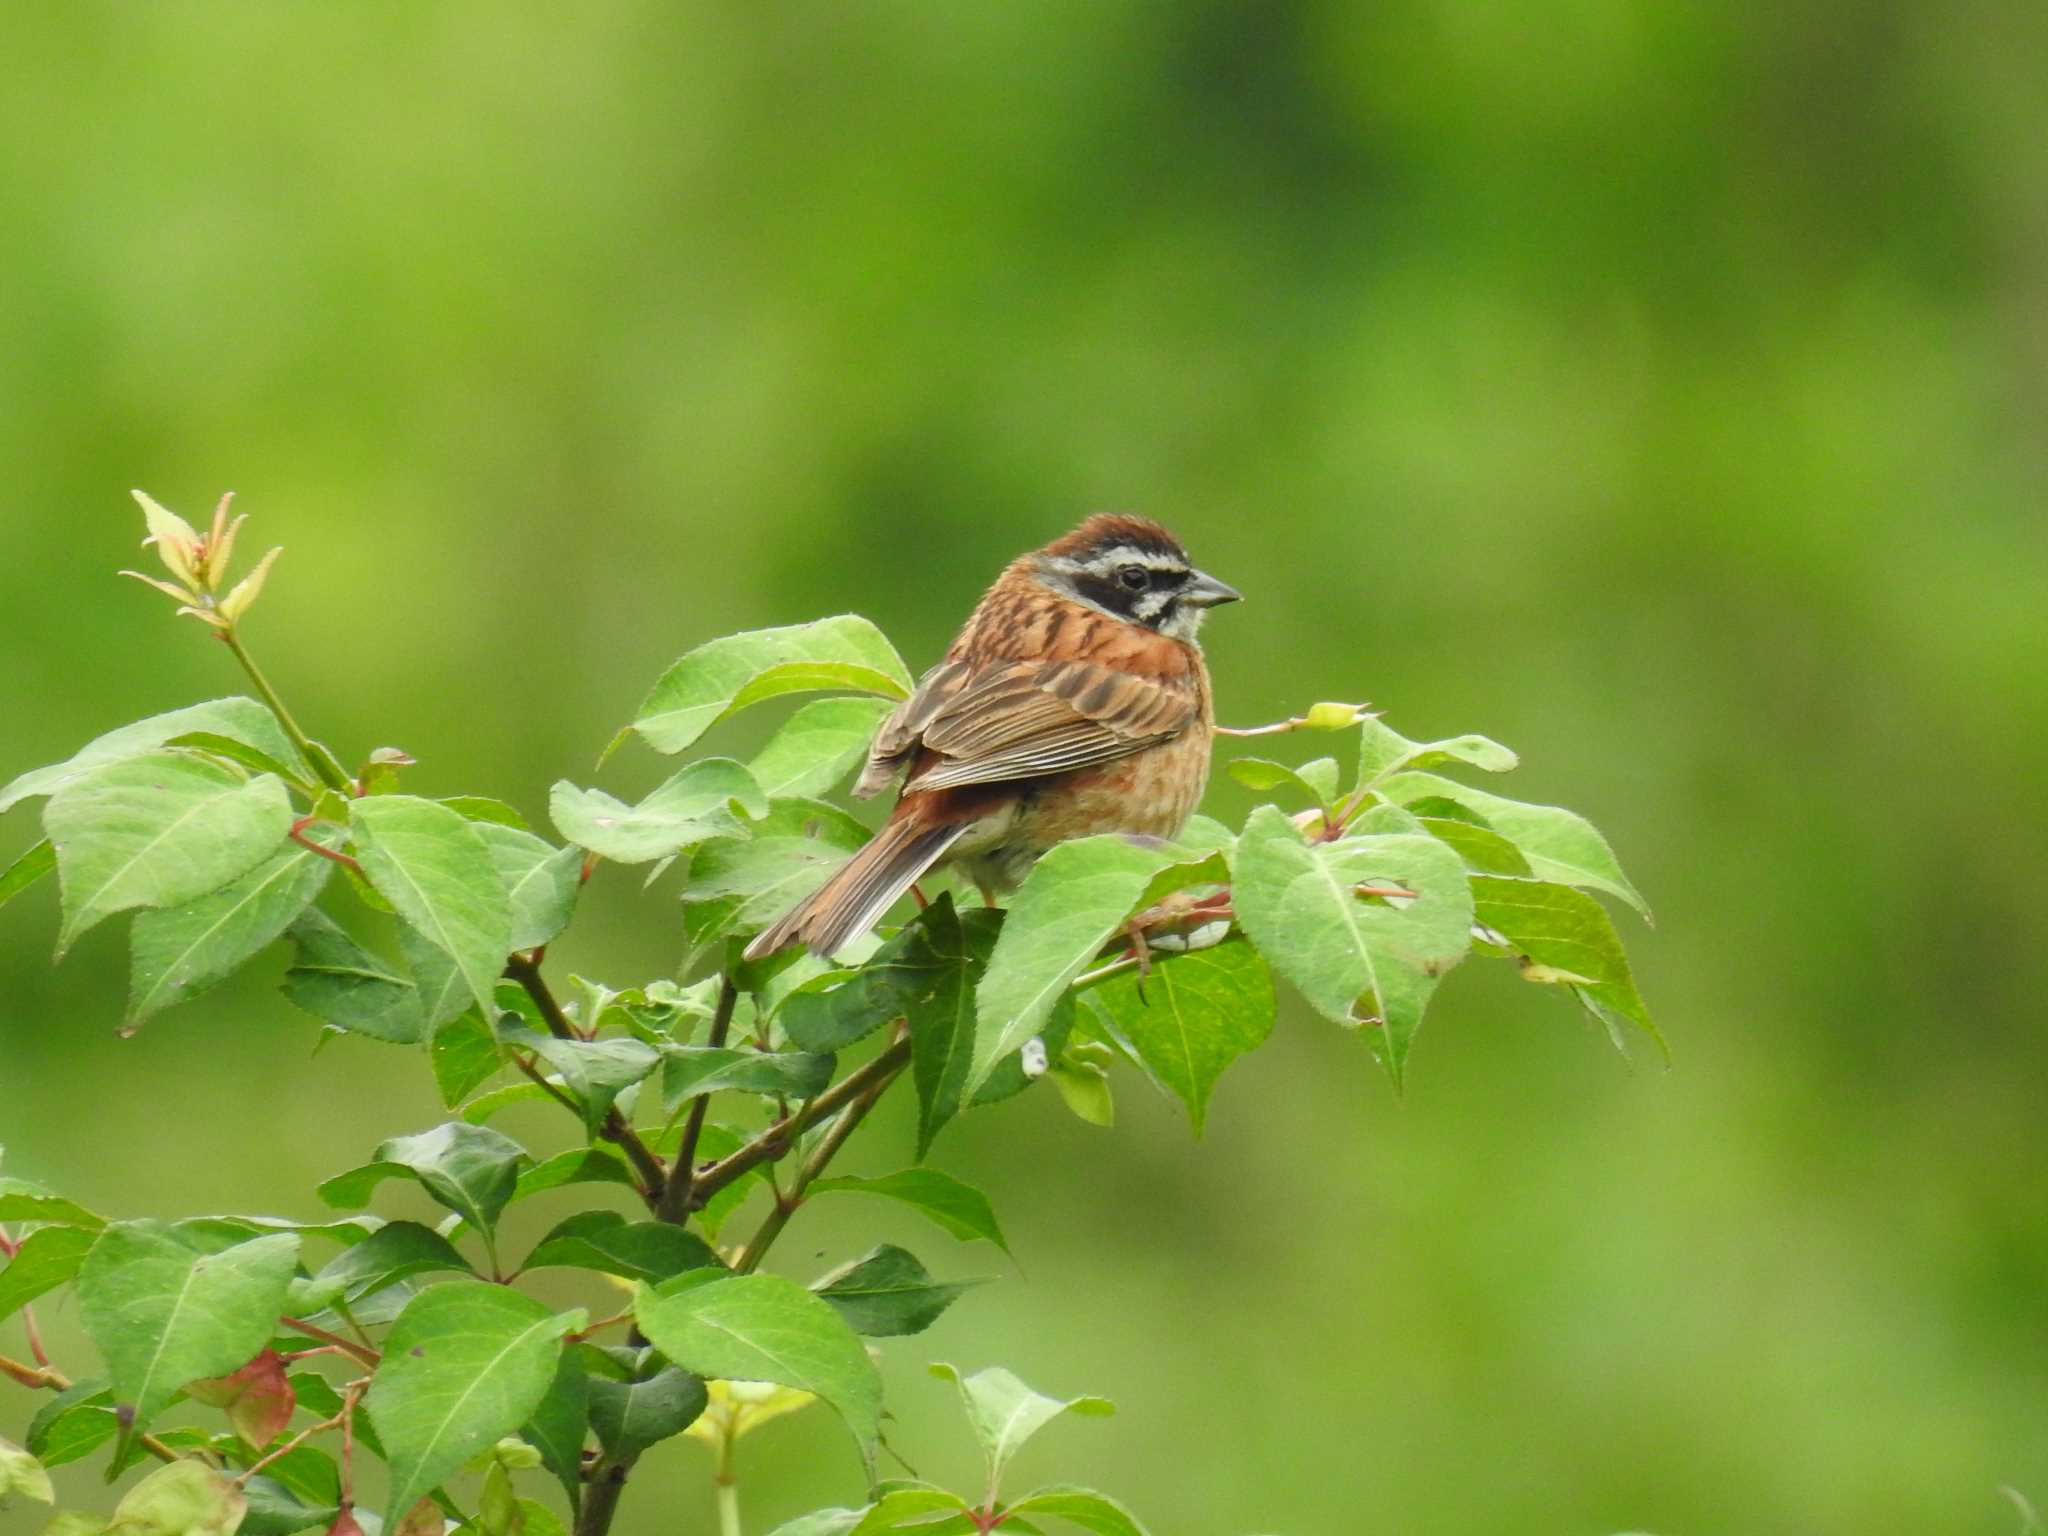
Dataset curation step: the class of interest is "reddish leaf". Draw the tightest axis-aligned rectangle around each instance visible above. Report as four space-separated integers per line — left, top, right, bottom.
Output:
186 1348 296 1448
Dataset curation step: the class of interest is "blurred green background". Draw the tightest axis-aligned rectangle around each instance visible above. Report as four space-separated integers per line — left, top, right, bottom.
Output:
4 4 2045 1533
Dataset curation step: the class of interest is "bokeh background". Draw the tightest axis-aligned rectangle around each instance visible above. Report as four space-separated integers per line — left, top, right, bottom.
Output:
4 5 2045 1533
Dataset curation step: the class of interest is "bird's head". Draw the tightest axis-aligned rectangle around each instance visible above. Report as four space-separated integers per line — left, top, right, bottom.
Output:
1032 514 1241 640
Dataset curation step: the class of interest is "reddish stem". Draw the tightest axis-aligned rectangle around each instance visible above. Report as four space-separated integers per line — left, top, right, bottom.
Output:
289 816 366 877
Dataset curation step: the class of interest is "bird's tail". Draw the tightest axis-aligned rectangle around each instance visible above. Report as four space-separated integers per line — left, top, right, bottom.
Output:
742 817 967 962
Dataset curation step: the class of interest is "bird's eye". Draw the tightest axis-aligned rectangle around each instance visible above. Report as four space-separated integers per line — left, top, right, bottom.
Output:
1117 565 1149 591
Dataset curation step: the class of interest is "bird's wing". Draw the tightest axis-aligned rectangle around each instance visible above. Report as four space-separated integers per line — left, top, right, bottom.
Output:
888 658 1196 793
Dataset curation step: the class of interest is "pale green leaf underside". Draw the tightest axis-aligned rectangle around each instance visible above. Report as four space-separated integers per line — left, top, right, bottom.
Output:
929 1363 1112 1494
550 758 768 865
1230 807 1474 1087
1378 770 1649 918
630 616 913 756
128 833 335 1025
0 698 302 816
45 751 294 956
749 696 896 799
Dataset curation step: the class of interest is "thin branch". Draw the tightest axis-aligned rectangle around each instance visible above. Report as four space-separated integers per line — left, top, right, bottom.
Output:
1215 703 1375 738
567 1309 635 1343
732 1042 906 1274
235 1382 363 1487
219 627 352 794
504 952 670 1206
279 1315 380 1369
654 976 739 1224
20 1301 51 1369
688 1037 912 1207
0 1227 50 1367
578 1454 637 1536
512 1052 584 1118
0 1354 183 1463
289 816 366 877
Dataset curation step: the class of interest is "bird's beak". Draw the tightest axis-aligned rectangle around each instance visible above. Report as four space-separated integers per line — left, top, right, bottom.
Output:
1185 569 1243 607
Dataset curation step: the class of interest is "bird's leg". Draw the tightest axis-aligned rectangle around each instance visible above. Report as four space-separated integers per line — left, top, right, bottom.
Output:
976 881 1001 909
1122 920 1156 1002
909 883 930 911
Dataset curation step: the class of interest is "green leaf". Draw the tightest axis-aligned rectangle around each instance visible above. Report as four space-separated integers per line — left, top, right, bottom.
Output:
365 1282 579 1524
762 1512 866 1536
0 699 302 816
678 798 871 946
44 751 294 956
0 838 55 911
634 1273 882 1459
659 1046 835 1112
629 616 913 756
1225 756 1339 808
585 1347 708 1459
550 759 767 866
848 1487 976 1535
316 1123 529 1240
301 1221 474 1310
433 1008 506 1105
894 900 986 1156
240 1446 340 1519
1412 806 1535 877
749 696 897 798
510 1146 639 1202
0 1224 97 1323
524 1211 720 1284
928 1364 1112 1496
399 920 473 1033
104 1458 246 1536
473 823 582 953
438 796 533 831
812 1244 982 1337
1378 771 1650 917
235 1473 339 1536
461 1082 551 1125
1231 806 1475 1087
279 911 424 1044
1048 1052 1115 1128
127 834 335 1025
501 1025 660 1140
74 1222 300 1438
1354 717 1519 788
163 731 314 791
1470 876 1660 1047
1003 1486 1152 1536
26 1382 116 1469
0 1433 54 1507
348 796 513 1015
1081 938 1274 1135
808 1170 1009 1254
971 835 1198 1095
520 1348 589 1516
0 1180 104 1229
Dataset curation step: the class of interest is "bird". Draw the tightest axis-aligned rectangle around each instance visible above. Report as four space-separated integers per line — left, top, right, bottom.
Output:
744 514 1242 961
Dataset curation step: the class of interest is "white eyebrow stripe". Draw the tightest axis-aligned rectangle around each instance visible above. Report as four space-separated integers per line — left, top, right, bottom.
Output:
1084 547 1189 572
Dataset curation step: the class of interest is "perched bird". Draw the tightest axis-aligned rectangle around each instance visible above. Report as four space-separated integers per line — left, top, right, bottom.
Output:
745 515 1242 960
